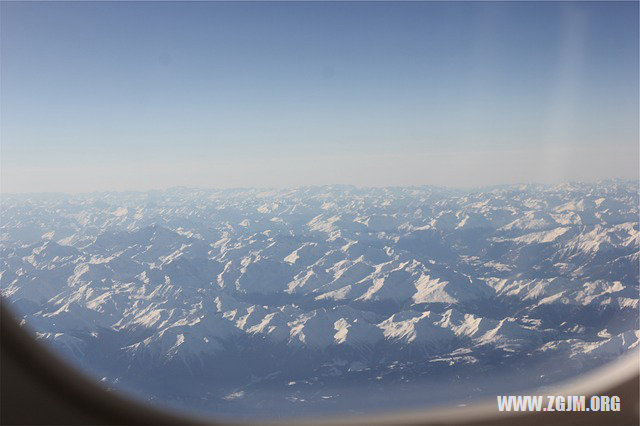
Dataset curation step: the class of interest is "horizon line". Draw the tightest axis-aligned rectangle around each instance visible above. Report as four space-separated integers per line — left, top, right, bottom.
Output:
1 177 637 197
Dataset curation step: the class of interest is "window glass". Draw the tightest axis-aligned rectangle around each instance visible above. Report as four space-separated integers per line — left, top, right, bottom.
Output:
1 1 638 420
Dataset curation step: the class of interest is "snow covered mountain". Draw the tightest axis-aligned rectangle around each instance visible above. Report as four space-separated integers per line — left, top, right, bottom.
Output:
1 181 638 419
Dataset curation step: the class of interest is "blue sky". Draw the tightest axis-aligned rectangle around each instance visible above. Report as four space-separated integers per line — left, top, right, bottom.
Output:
1 1 638 192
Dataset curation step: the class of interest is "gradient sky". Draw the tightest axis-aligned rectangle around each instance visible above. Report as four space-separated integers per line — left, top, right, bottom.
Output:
1 1 638 193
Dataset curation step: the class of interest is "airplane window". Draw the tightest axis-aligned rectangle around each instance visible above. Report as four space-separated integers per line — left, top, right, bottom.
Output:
1 1 638 423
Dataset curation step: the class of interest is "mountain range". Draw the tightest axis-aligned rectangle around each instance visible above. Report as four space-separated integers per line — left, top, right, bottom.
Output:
1 181 638 419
